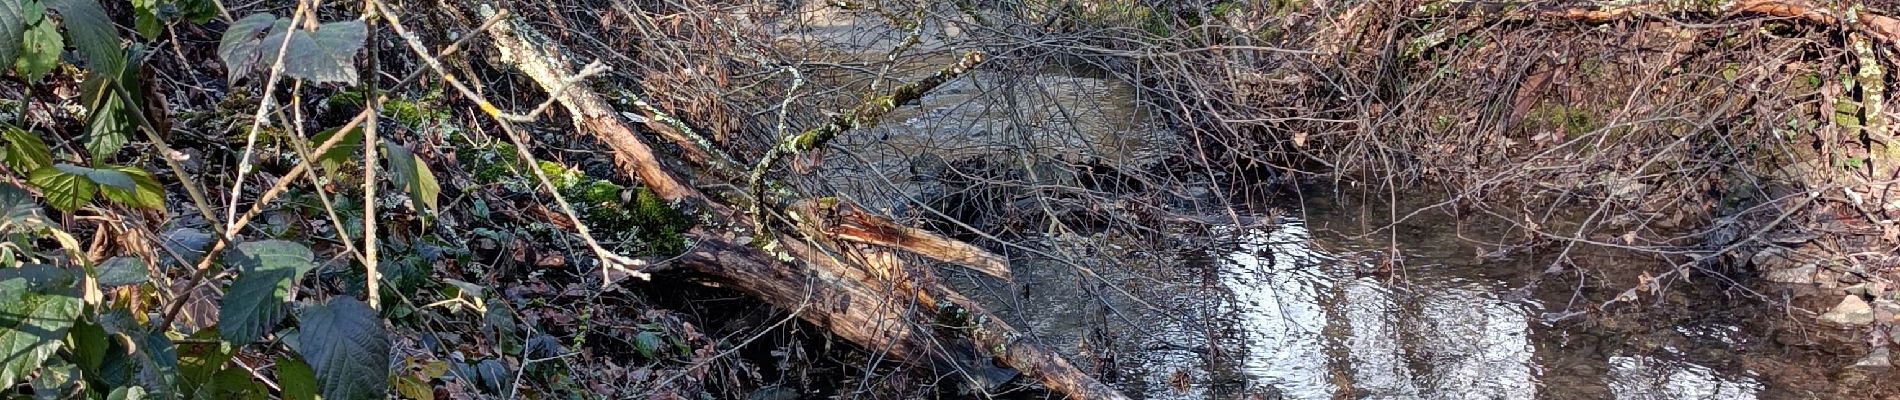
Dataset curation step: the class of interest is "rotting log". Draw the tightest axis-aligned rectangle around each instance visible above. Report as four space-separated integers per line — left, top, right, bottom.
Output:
451 1 1129 398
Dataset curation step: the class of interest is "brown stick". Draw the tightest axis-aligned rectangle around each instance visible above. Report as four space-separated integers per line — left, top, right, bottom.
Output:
456 2 1124 398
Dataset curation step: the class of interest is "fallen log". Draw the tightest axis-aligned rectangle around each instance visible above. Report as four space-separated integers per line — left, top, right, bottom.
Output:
450 1 1128 398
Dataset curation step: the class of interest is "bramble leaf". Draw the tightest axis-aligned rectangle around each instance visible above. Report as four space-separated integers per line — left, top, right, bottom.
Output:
14 16 59 82
0 264 82 388
217 240 315 345
28 167 97 212
384 141 440 217
295 296 390 400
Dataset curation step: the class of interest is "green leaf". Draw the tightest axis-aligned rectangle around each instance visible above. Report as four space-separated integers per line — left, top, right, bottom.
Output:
55 163 134 190
394 375 432 400
98 165 163 210
42 0 122 75
0 0 25 69
268 20 367 85
97 256 148 286
0 264 82 388
158 228 212 268
311 126 362 176
217 240 314 345
83 88 132 159
65 319 106 375
30 359 76 399
131 328 178 397
0 183 48 230
106 386 145 400
209 366 268 400
384 141 440 216
217 13 275 83
176 327 231 396
130 0 159 39
28 166 98 212
1 125 53 173
295 296 389 400
276 355 317 400
220 15 367 85
14 17 59 83
633 331 662 359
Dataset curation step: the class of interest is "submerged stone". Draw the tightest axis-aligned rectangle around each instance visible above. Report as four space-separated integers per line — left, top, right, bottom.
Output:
1821 295 1876 326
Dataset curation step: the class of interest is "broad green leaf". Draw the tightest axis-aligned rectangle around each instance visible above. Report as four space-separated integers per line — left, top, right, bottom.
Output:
14 17 58 82
83 89 132 159
29 359 76 399
0 0 24 68
98 166 163 210
217 13 275 83
131 329 178 397
96 256 148 286
158 228 212 268
264 20 367 85
43 0 122 75
28 166 98 212
178 0 214 23
633 331 662 359
130 0 158 39
311 126 362 176
107 386 145 400
217 240 314 345
221 15 367 85
276 355 317 400
54 163 134 190
384 142 440 216
65 319 107 376
394 375 432 400
208 366 268 400
0 264 82 388
1 125 53 173
474 359 506 394
295 296 389 400
0 183 48 230
176 327 230 395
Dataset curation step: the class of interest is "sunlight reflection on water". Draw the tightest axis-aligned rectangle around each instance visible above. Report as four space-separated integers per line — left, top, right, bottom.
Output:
1129 218 1766 399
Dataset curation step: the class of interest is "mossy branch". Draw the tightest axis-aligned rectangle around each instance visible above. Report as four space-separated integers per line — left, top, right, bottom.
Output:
745 51 988 232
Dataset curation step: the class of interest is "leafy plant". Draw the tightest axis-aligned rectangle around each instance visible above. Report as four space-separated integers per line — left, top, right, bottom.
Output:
219 12 368 85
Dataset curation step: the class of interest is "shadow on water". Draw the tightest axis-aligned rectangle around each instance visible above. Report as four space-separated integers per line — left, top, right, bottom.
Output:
781 13 1892 394
950 190 1856 399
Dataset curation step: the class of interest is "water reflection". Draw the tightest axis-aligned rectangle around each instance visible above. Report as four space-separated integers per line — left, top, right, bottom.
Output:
1128 217 1768 399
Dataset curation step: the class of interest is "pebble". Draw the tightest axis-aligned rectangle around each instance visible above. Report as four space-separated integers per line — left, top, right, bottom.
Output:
1821 295 1876 326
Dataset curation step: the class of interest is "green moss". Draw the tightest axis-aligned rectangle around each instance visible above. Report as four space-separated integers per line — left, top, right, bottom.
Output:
456 140 524 184
1534 104 1602 136
327 87 451 127
536 161 692 257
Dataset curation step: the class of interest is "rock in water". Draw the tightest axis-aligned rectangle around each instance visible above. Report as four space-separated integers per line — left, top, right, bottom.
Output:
1821 295 1876 326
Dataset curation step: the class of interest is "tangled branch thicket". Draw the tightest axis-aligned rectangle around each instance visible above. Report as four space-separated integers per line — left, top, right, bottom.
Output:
395 0 1900 396
10 0 1900 397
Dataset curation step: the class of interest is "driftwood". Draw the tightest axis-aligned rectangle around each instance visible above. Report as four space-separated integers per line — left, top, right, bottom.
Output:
454 1 1127 398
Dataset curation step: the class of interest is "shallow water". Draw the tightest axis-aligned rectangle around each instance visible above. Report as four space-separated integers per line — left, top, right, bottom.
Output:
950 194 1810 399
779 12 1884 394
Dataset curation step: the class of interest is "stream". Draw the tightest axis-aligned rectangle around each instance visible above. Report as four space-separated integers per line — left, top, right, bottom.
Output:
782 8 1891 397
